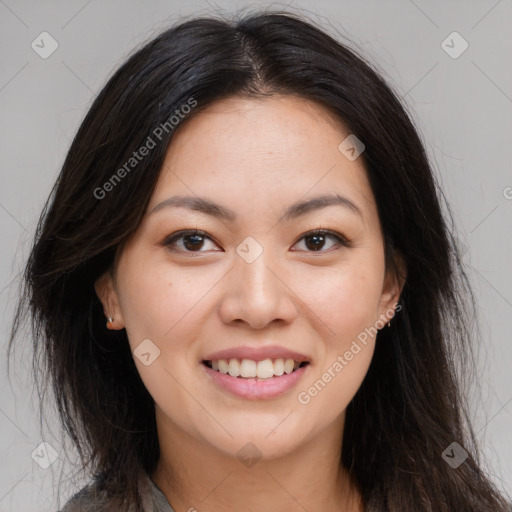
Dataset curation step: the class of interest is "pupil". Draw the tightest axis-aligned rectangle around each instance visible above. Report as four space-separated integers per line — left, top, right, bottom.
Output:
306 234 324 251
184 234 204 250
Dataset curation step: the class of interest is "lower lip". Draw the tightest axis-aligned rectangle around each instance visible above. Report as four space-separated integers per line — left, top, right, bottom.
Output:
202 363 309 400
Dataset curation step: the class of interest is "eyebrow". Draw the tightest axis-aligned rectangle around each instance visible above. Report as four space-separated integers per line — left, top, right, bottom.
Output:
149 193 363 222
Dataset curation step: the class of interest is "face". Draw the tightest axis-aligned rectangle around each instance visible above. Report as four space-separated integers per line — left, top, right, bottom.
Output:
95 94 404 461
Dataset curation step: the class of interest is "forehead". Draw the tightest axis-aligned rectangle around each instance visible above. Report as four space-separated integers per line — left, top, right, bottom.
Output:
149 95 377 226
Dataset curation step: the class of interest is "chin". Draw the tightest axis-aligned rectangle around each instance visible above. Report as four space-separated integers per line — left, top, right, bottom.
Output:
193 416 310 461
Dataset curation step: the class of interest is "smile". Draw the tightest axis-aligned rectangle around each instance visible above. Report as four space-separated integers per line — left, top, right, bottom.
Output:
203 358 310 379
201 358 311 400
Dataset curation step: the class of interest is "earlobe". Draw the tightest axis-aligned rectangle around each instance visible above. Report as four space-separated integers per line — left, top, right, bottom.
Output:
94 271 125 330
379 250 407 326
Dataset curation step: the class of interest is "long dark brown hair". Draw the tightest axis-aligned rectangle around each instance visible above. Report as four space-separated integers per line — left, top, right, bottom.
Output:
8 9 510 511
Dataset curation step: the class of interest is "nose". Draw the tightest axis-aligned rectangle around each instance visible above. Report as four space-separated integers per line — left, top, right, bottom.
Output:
218 245 298 329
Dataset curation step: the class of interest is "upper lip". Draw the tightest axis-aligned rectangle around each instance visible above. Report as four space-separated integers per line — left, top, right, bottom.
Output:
203 345 311 363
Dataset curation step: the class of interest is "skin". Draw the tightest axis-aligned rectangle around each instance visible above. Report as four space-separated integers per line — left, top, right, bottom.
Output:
95 94 406 512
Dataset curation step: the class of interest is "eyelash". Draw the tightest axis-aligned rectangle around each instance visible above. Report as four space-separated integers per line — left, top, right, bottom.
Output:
163 228 352 254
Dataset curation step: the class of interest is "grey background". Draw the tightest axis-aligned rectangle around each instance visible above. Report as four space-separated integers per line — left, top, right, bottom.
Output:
1 0 511 510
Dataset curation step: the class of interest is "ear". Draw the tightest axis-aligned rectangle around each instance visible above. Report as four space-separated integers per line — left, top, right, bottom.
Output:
377 249 407 325
94 269 125 330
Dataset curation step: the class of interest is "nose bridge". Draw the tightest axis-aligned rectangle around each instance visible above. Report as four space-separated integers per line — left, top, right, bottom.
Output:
219 236 297 327
235 239 280 304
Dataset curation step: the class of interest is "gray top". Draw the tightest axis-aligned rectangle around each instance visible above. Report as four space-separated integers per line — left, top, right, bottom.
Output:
59 471 175 512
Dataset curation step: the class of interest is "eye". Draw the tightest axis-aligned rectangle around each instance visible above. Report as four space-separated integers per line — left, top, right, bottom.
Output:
163 228 351 254
163 229 221 253
291 229 350 253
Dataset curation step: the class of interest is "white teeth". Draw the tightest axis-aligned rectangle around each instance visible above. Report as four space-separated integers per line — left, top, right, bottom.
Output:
256 359 274 379
240 359 257 378
228 358 240 377
207 357 305 378
284 359 294 374
218 360 229 374
273 359 284 376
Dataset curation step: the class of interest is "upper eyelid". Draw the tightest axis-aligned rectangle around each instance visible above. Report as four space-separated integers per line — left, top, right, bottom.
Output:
163 229 349 251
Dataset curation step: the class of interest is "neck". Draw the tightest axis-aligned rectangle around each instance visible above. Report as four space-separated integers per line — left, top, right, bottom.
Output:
151 409 362 512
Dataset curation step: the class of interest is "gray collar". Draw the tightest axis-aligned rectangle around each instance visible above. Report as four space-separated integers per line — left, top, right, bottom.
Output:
59 470 176 512
146 475 176 512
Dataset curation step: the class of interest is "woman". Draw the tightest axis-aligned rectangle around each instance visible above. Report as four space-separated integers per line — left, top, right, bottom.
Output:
8 9 510 512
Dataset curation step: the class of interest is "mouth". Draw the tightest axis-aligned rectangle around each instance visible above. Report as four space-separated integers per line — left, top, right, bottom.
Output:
202 358 310 380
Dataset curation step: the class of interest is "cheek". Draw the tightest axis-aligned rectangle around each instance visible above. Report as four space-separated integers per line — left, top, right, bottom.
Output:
116 258 209 347
301 258 384 340
300 342 375 423
298 292 378 419
305 259 382 413
116 262 205 424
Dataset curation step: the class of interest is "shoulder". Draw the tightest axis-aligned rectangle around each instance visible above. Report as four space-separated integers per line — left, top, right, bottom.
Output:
58 476 110 512
58 472 175 512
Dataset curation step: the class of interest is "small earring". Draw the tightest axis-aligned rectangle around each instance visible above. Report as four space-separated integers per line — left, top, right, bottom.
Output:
106 316 114 326
387 320 391 328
